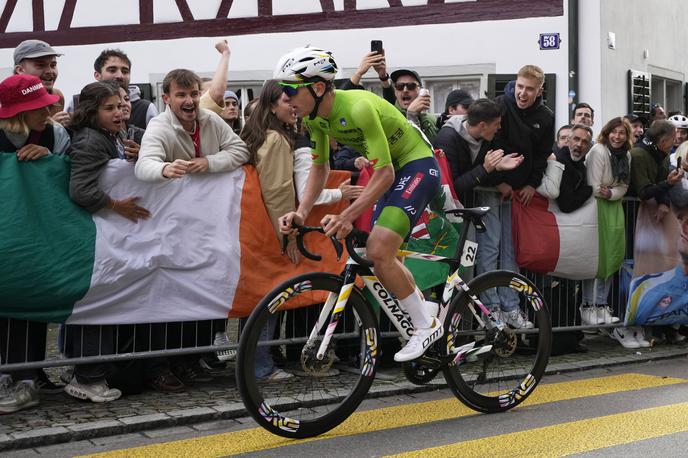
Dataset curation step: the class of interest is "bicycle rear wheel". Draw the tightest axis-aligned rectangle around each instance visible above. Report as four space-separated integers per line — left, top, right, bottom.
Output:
441 270 551 413
236 272 379 438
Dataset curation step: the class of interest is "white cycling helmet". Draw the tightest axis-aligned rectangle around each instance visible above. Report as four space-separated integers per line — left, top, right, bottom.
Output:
669 114 688 130
274 46 338 82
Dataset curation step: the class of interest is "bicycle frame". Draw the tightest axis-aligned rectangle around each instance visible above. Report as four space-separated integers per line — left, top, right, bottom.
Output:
311 216 506 361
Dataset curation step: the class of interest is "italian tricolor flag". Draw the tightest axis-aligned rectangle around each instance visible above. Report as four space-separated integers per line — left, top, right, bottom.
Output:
0 154 347 324
512 193 625 280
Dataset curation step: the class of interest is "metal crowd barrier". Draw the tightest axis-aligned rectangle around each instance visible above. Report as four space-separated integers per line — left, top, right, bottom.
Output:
0 191 642 372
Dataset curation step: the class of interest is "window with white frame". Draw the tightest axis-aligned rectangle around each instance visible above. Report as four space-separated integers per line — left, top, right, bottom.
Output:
651 75 683 114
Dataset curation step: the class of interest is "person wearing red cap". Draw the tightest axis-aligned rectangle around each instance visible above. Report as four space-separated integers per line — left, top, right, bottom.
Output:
0 74 72 414
0 74 70 158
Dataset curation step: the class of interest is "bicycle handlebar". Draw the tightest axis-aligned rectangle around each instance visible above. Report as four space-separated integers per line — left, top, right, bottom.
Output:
281 225 373 267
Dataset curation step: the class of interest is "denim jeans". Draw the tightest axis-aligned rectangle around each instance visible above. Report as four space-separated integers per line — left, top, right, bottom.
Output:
582 278 611 306
475 192 520 312
254 315 278 379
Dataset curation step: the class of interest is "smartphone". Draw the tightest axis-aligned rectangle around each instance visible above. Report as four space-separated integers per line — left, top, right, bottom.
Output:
678 156 682 171
371 40 384 55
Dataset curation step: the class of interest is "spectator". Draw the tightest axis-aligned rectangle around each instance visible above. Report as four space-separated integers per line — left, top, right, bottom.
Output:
390 69 438 142
66 80 157 402
117 82 145 148
476 64 554 329
571 102 594 127
630 120 682 208
650 103 667 124
433 98 522 204
340 51 395 104
581 118 633 330
69 80 150 219
67 49 158 129
436 88 474 129
12 39 70 127
0 75 70 157
220 90 241 134
135 69 249 373
554 124 572 153
239 80 300 381
0 74 70 413
135 69 249 182
554 124 593 213
624 113 645 145
668 114 688 153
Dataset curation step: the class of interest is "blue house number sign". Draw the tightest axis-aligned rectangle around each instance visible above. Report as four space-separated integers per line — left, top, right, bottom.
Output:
539 33 560 50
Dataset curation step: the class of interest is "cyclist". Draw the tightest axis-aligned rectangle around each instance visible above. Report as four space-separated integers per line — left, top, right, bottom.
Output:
276 46 443 362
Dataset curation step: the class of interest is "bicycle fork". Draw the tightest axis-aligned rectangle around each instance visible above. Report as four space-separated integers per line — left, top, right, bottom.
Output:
442 270 500 365
312 270 358 360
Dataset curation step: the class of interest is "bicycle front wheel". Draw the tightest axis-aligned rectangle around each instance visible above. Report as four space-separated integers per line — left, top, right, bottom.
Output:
442 270 551 413
236 272 379 438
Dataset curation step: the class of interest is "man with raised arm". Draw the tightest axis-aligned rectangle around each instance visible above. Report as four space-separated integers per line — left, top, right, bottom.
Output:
275 47 443 362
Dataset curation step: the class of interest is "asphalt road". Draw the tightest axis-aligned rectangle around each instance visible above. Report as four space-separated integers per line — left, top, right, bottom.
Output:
14 357 688 457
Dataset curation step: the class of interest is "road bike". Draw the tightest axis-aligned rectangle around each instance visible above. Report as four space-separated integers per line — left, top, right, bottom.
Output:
236 207 552 438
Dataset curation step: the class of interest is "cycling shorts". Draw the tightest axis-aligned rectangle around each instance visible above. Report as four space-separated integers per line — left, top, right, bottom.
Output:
371 156 441 239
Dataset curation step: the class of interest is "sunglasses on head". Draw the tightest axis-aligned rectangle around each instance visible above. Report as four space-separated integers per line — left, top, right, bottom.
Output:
394 82 420 91
278 82 314 97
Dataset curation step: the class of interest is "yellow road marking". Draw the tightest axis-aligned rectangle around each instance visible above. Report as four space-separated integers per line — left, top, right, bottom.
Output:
80 374 684 458
387 401 688 458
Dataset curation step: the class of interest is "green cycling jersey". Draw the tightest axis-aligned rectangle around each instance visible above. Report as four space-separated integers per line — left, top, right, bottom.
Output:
304 89 432 171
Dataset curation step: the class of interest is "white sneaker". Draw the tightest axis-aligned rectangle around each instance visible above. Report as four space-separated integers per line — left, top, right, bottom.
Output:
502 309 534 329
632 327 651 347
612 327 640 349
597 305 621 324
394 318 444 362
580 305 601 325
213 331 237 361
65 378 121 403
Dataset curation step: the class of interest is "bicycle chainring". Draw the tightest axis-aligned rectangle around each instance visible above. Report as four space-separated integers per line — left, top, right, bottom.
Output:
492 327 518 358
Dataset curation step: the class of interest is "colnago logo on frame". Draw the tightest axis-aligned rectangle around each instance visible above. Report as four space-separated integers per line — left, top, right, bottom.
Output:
372 281 414 337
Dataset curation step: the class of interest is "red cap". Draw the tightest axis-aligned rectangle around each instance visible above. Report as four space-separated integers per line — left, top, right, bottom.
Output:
0 74 60 119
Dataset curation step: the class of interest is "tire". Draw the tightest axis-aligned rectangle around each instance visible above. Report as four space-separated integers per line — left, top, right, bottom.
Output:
236 272 379 438
441 270 551 413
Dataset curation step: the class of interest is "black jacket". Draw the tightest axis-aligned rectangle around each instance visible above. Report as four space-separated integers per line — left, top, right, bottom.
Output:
433 118 494 204
492 81 554 190
554 147 592 213
69 127 120 213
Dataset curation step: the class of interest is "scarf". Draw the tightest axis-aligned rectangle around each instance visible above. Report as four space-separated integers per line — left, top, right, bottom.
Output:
606 141 630 184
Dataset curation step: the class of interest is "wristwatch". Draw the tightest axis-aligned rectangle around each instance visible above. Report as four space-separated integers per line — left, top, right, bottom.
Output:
379 73 390 82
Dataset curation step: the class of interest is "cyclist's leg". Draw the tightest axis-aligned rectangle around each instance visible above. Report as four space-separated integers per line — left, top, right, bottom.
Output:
367 156 442 361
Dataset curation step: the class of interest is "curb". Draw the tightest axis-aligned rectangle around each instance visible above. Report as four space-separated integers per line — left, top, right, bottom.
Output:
3 346 688 451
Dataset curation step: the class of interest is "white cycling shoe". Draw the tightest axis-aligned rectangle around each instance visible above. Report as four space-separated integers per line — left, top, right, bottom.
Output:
394 318 444 362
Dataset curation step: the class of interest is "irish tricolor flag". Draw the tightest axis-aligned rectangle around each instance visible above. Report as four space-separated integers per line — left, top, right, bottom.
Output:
0 154 347 324
511 193 625 280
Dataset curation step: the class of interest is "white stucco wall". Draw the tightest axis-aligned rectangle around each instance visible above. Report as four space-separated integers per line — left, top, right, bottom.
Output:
597 0 688 125
0 2 569 123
